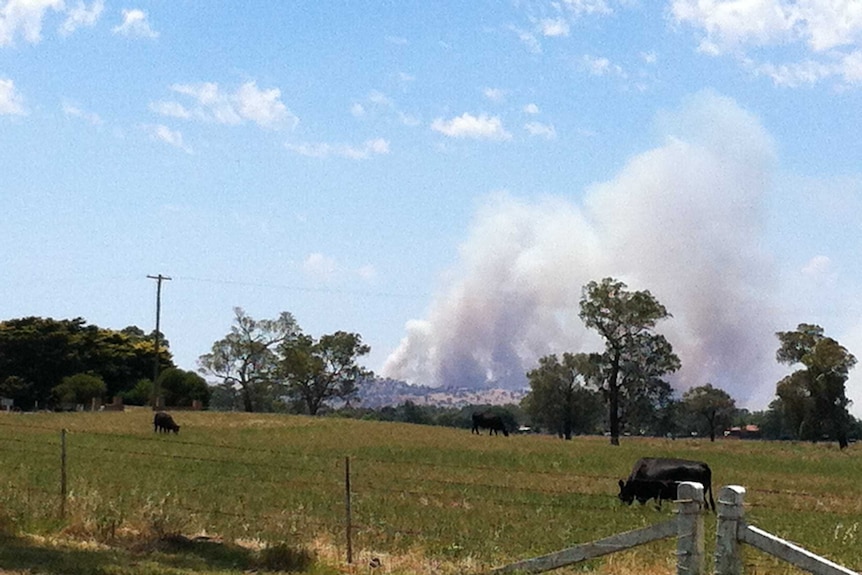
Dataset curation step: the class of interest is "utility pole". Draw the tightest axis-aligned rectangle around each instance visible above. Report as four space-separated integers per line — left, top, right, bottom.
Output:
147 274 171 410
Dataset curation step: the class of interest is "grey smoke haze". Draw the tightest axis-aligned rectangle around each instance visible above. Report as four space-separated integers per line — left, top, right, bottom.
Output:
382 91 787 410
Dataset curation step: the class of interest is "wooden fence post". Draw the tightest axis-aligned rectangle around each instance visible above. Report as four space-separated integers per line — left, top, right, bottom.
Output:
344 456 353 565
60 428 67 520
714 485 746 575
676 481 704 575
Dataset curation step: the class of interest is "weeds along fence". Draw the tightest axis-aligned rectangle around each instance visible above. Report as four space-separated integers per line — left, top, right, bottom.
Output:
0 419 860 572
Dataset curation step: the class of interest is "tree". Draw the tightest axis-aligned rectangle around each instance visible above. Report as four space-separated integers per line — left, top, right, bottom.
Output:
0 317 173 409
122 378 153 406
579 277 679 445
615 332 681 436
198 308 300 412
157 368 211 408
522 353 603 439
279 331 372 415
51 373 107 408
681 384 736 441
775 323 857 448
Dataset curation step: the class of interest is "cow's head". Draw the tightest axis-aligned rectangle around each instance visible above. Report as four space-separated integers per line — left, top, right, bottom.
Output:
618 479 635 505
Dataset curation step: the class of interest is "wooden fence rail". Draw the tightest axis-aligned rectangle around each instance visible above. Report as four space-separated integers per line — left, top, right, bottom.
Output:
488 483 859 575
491 481 705 575
715 485 858 575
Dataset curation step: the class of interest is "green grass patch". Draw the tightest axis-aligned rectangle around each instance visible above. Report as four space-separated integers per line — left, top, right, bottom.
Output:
0 409 860 574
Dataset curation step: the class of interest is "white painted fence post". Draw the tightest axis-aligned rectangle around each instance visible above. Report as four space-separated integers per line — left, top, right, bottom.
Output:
676 481 705 575
714 485 746 575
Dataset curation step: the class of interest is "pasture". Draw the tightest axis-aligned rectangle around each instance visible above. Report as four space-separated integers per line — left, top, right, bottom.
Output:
0 409 860 575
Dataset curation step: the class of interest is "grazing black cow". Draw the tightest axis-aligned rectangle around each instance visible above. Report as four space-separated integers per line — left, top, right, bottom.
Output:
154 411 180 434
618 457 715 511
617 478 680 509
471 412 509 436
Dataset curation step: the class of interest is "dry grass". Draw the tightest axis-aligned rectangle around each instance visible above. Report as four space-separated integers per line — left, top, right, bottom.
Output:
0 410 860 574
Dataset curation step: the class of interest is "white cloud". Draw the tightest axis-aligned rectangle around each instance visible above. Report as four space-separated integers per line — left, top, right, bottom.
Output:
671 0 862 86
524 121 556 139
523 103 540 114
581 54 626 77
0 78 26 115
559 0 613 17
112 8 157 39
539 17 569 37
801 255 833 277
234 81 293 129
642 51 658 64
0 0 63 46
671 0 795 53
750 58 834 87
483 87 505 102
62 102 101 125
368 90 392 107
431 113 512 141
509 25 541 54
841 50 862 84
150 100 191 119
352 89 420 127
287 138 390 160
145 124 192 153
303 253 338 281
155 81 298 129
59 0 103 36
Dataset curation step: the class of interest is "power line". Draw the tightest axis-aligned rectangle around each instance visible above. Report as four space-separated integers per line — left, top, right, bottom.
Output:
174 275 428 300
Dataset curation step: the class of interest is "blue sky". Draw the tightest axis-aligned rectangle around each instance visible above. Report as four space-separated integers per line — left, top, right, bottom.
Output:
3 1 861 414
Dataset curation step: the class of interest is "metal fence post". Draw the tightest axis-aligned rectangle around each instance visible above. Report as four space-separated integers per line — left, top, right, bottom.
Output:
344 456 353 564
714 486 746 575
60 428 67 520
676 481 704 575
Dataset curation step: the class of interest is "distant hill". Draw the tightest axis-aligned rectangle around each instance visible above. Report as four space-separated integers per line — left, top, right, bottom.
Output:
356 378 527 409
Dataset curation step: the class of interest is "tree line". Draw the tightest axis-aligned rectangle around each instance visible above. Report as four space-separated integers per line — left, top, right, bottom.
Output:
0 277 857 447
520 278 858 447
0 317 199 410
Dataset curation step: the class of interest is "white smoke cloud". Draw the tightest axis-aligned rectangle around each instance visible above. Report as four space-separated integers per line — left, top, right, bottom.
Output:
383 90 788 410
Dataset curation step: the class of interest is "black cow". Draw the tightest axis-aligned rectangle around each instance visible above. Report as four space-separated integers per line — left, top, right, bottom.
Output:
617 478 680 509
471 412 509 436
618 457 715 511
154 411 180 434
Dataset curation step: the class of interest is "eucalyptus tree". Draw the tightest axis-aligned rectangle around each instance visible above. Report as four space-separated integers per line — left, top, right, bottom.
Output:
681 383 736 441
523 352 604 439
198 308 300 412
579 277 679 445
279 331 371 415
775 323 857 448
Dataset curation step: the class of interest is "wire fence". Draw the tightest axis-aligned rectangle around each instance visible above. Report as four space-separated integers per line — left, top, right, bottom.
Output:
0 420 859 568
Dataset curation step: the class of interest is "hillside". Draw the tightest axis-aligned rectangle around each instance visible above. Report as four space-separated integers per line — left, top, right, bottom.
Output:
355 378 527 408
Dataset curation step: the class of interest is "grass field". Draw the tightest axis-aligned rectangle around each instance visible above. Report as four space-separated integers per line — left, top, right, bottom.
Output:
0 409 860 575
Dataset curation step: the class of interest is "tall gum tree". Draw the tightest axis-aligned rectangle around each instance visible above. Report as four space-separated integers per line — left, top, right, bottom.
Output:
198 308 300 412
579 277 678 445
523 352 604 439
775 323 857 448
279 331 371 415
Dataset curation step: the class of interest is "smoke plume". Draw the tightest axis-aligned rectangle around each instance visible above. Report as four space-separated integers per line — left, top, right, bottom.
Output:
383 91 787 409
